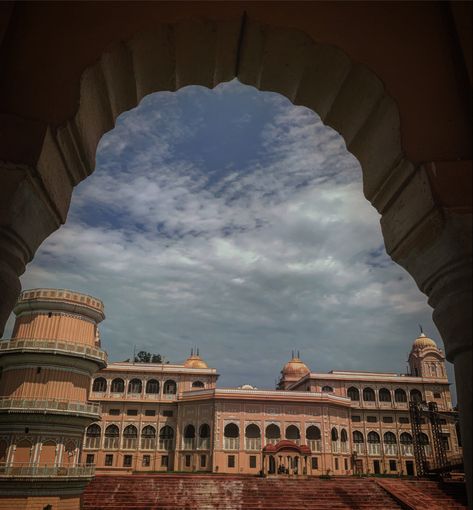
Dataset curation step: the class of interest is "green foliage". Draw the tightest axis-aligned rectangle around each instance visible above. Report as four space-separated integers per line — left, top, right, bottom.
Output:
134 350 163 363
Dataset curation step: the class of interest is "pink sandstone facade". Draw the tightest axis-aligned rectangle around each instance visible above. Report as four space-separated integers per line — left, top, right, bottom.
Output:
0 288 463 508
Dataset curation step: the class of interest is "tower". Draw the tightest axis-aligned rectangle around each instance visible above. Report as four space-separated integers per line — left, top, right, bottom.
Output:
0 288 106 509
277 352 310 390
408 332 447 379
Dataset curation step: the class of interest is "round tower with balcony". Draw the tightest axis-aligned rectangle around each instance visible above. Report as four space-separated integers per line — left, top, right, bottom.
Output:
0 288 107 510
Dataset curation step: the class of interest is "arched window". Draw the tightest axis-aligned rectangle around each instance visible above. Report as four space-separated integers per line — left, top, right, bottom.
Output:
224 423 239 450
340 429 348 442
331 427 339 453
192 381 205 388
163 380 177 394
128 378 142 394
400 433 413 445
142 425 156 438
363 387 375 401
353 431 364 443
379 388 391 402
384 432 397 444
85 424 101 449
245 424 261 450
123 425 138 449
86 424 101 437
367 431 380 443
104 424 120 449
331 428 339 441
183 424 195 450
145 379 159 394
159 425 174 450
285 425 300 443
199 424 210 438
400 432 413 456
383 433 397 456
322 385 334 393
306 425 321 440
92 377 107 392
198 423 211 449
419 433 429 445
410 389 422 403
306 425 322 452
265 424 281 445
141 425 156 449
347 387 360 401
111 378 124 393
394 388 407 402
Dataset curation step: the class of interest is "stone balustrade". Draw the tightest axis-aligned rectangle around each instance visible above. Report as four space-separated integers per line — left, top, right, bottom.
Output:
0 338 107 365
0 397 100 418
0 463 95 478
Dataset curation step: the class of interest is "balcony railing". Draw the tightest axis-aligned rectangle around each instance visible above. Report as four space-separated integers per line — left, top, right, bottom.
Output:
245 438 261 451
122 438 137 450
331 441 340 453
183 438 196 450
104 437 120 449
400 444 413 456
340 442 349 453
0 463 95 478
354 443 365 455
384 444 398 456
159 439 173 450
265 438 279 446
308 439 322 453
198 438 210 450
223 437 239 450
0 398 100 418
0 338 107 364
367 443 381 456
141 438 156 450
85 437 101 449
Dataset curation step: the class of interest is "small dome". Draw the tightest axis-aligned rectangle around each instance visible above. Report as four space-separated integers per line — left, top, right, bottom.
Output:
240 384 256 390
413 333 437 349
282 355 310 378
184 353 208 369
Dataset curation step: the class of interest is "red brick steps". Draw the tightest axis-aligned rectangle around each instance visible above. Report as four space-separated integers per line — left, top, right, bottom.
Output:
82 475 403 509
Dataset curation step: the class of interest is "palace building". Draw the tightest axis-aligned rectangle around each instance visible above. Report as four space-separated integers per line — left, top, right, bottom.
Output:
0 288 463 509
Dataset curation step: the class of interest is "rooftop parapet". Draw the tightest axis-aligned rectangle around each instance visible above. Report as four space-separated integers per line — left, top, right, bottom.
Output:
14 288 105 324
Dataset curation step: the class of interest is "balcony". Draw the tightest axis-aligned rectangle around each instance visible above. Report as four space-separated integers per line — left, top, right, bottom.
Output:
0 338 107 366
0 398 100 419
383 444 398 456
223 437 239 450
0 463 95 479
308 439 322 453
245 438 261 451
367 443 381 456
354 443 365 455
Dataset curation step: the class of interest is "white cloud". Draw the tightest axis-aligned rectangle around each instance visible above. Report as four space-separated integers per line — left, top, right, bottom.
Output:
8 80 455 398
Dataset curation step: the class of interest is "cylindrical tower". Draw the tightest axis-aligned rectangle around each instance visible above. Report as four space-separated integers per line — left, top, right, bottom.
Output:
0 288 107 509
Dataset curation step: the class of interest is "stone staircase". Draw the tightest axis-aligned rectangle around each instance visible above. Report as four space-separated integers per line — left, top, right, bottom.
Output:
82 475 403 509
375 479 468 510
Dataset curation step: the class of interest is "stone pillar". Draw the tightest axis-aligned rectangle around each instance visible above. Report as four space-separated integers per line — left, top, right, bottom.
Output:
377 161 472 507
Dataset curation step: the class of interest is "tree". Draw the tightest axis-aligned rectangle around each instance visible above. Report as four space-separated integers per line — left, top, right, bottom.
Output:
134 351 163 363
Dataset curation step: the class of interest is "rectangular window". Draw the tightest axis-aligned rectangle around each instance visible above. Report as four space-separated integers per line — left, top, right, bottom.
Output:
127 409 138 416
382 416 394 423
162 410 173 417
142 455 151 467
200 455 206 468
161 455 169 467
351 416 361 422
334 458 339 470
433 392 441 399
439 418 447 424
311 457 318 470
109 409 120 416
86 454 95 465
367 416 377 423
249 455 257 468
144 409 156 416
389 460 397 471
441 435 450 451
399 417 410 424
228 455 235 468
344 458 348 470
123 455 133 467
185 455 191 467
105 454 113 466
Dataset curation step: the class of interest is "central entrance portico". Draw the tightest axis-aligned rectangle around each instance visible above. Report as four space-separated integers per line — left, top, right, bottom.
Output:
263 440 312 476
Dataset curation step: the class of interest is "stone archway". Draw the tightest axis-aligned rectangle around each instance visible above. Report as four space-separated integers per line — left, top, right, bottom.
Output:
0 16 470 501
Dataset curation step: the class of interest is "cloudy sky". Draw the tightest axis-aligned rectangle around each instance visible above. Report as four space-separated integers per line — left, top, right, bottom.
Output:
4 79 455 396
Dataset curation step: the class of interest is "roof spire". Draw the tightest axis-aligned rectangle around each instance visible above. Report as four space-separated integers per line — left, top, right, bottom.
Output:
191 347 193 356
291 349 294 359
197 347 200 356
297 350 300 359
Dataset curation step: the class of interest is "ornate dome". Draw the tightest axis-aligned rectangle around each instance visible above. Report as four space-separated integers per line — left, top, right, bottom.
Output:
413 333 437 349
282 355 310 378
184 352 208 369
